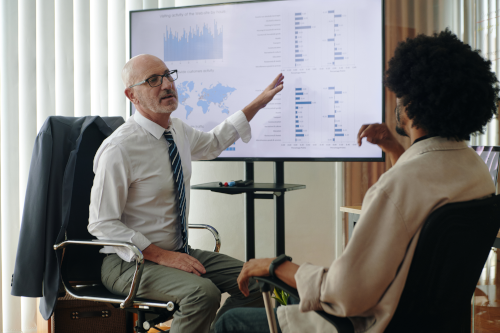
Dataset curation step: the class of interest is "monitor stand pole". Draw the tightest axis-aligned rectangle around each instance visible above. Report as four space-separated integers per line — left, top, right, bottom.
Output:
244 161 286 261
244 161 255 260
274 161 285 257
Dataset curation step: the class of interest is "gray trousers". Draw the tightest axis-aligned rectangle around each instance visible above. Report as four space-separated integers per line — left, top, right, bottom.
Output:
101 248 264 333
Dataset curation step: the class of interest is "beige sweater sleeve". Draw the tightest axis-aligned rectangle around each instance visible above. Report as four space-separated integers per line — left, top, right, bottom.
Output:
295 184 411 317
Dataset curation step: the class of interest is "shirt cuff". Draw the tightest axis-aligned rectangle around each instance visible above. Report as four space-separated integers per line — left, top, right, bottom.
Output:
296 262 327 312
227 110 251 143
114 232 152 262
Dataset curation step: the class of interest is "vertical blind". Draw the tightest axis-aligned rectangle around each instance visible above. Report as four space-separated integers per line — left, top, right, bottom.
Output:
0 1 175 331
0 0 498 332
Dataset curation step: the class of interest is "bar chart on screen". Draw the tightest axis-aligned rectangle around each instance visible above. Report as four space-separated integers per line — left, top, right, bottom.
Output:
163 21 223 62
283 7 355 68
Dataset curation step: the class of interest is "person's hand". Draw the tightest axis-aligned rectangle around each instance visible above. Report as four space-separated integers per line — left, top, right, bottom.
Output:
357 123 405 164
257 73 285 109
237 258 274 297
142 244 206 276
242 74 284 121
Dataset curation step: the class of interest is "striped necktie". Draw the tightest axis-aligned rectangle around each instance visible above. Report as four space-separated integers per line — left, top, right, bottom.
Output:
164 131 189 254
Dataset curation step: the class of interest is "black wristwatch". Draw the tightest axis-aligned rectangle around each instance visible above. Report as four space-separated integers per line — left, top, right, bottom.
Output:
269 254 292 278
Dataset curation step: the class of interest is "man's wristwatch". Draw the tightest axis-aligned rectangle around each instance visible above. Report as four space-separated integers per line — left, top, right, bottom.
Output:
269 254 292 278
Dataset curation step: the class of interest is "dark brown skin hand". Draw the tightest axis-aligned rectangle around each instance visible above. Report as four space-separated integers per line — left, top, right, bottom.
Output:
357 123 405 165
142 244 206 276
237 258 299 297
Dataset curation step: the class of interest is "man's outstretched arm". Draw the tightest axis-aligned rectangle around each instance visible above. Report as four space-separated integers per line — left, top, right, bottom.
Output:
242 73 284 122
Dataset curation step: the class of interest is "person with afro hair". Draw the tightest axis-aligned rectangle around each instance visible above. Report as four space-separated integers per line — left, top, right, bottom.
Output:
215 30 498 333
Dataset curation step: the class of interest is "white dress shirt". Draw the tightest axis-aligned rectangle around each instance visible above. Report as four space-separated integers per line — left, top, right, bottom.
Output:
88 110 251 262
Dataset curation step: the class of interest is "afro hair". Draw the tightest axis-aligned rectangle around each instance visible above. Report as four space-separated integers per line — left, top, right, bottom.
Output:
384 29 499 140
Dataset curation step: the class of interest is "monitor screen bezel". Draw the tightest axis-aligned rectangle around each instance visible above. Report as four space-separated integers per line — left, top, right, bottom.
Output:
129 0 386 162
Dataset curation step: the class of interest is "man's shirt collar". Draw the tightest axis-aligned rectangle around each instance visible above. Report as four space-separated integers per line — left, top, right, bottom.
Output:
397 136 468 165
133 111 174 139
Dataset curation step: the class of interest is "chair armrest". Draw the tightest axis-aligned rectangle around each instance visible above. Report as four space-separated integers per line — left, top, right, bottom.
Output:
188 224 221 252
54 239 144 309
255 276 355 333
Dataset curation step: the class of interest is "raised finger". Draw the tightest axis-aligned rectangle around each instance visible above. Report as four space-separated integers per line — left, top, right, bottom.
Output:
269 73 284 89
357 124 370 146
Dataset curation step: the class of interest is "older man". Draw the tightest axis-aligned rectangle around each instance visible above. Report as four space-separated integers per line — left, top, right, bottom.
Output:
88 54 284 333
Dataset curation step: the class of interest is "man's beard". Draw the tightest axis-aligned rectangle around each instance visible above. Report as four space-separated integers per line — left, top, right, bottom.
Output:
395 104 408 137
139 89 178 114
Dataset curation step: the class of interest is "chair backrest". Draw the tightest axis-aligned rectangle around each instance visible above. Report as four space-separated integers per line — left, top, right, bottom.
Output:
385 195 500 333
61 123 107 284
470 146 500 186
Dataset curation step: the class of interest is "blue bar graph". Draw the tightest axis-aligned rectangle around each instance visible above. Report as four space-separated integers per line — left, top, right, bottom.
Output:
296 134 304 137
295 13 301 15
328 10 335 13
296 125 299 128
335 133 345 137
295 120 299 123
295 50 299 52
328 87 335 90
164 21 223 61
334 24 339 27
334 14 342 17
295 26 312 30
295 17 303 20
296 92 303 95
328 115 335 118
295 54 302 57
335 129 342 132
296 129 303 132
296 59 304 62
335 124 338 127
334 52 342 55
328 38 335 42
296 101 312 105
335 101 339 104
335 57 344 60
295 88 302 90
295 97 300 100
335 91 342 94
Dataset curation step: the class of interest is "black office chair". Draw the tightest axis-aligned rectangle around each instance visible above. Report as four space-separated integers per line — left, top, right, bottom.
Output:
258 194 500 333
53 122 221 333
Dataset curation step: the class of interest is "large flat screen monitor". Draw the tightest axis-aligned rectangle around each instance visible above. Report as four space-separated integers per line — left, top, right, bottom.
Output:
130 0 384 161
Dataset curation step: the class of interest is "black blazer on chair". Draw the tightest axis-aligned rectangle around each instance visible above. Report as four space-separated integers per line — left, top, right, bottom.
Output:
11 116 124 320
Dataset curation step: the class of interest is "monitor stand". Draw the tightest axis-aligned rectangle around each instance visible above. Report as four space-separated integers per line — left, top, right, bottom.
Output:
191 161 306 260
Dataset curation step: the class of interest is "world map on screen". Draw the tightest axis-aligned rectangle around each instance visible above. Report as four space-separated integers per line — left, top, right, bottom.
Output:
176 81 237 119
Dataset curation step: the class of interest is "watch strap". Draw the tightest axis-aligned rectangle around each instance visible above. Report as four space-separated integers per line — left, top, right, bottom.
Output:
269 253 292 278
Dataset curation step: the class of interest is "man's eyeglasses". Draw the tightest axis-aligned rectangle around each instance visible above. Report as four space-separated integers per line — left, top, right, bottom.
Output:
128 70 178 89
